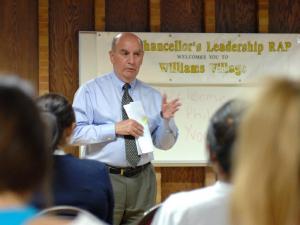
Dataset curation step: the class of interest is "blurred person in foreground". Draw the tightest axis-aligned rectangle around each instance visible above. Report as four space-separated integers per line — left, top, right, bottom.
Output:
33 93 114 224
231 77 300 225
152 99 246 225
0 75 107 225
0 75 67 225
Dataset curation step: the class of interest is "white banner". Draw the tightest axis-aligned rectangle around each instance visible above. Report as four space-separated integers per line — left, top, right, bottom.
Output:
96 32 300 84
79 32 300 164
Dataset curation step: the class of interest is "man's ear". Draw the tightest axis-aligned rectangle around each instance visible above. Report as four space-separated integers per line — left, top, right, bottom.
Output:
109 50 115 64
139 51 144 64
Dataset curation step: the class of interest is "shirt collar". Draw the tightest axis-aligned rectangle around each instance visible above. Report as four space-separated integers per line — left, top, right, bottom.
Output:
53 149 66 155
111 72 137 92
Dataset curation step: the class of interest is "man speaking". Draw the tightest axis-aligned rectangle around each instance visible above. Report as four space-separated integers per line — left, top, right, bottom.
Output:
72 32 181 225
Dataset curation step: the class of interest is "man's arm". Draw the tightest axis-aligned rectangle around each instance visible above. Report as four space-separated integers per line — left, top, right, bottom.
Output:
152 94 181 150
72 86 116 145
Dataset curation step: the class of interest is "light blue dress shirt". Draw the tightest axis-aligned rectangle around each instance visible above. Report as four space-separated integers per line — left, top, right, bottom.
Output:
72 72 178 167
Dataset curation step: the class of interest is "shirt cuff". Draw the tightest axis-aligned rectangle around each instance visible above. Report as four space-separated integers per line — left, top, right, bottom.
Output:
163 118 177 134
100 123 116 142
158 113 178 135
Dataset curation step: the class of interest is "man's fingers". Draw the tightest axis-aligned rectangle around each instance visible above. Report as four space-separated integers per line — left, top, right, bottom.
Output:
128 120 144 137
131 127 143 137
166 98 181 110
168 101 181 112
173 102 182 108
116 119 145 136
135 125 144 136
169 98 180 105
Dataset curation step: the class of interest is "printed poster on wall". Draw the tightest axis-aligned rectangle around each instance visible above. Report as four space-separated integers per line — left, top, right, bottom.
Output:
96 32 300 85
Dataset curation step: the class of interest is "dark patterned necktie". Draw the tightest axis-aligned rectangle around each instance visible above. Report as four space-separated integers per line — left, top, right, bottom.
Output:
122 83 140 167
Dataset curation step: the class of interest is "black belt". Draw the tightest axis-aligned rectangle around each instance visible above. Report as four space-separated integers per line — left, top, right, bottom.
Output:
106 162 151 177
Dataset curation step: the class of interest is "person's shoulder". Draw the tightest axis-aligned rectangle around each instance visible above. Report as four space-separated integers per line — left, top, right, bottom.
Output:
162 190 195 212
84 73 111 88
190 182 231 203
54 155 81 173
164 183 228 210
156 192 194 223
66 155 106 168
79 158 107 170
159 184 231 223
74 73 112 98
77 158 109 178
136 79 157 91
55 155 107 174
136 79 161 95
166 189 203 204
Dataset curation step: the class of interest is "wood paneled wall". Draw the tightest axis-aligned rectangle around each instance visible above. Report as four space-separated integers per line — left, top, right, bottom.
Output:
106 0 149 31
161 0 204 32
269 0 300 32
215 0 258 32
1 0 300 202
49 0 94 101
0 0 38 89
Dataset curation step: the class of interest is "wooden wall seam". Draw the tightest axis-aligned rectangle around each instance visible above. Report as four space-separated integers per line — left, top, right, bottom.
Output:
258 0 268 33
155 167 162 203
95 0 105 31
204 166 217 186
150 0 161 32
38 0 49 95
204 0 216 32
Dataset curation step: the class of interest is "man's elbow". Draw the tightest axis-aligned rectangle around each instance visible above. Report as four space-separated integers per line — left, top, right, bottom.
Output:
155 140 176 150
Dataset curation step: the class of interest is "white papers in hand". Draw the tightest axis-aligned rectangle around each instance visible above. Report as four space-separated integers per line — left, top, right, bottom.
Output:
123 101 154 155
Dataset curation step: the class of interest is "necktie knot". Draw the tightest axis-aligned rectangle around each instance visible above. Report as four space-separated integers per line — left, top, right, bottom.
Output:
123 83 131 91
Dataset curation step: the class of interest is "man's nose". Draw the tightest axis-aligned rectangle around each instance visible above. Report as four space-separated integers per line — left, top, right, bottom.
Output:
128 54 134 64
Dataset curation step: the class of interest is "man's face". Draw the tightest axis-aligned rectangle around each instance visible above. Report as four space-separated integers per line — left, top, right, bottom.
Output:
109 34 144 83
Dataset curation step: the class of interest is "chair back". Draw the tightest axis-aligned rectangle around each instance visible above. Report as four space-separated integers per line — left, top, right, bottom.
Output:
38 205 86 218
138 203 162 225
37 205 107 224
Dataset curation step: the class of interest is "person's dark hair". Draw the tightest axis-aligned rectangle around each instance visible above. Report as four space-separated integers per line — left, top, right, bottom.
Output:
0 76 49 193
206 99 246 176
40 111 59 151
36 93 75 150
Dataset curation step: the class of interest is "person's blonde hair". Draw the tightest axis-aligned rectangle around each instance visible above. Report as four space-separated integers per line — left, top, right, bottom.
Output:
231 77 300 225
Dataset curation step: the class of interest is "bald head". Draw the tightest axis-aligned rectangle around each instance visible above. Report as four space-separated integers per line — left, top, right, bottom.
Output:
111 32 143 51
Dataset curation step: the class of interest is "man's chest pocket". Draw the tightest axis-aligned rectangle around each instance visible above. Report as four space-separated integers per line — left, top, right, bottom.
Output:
93 110 118 124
